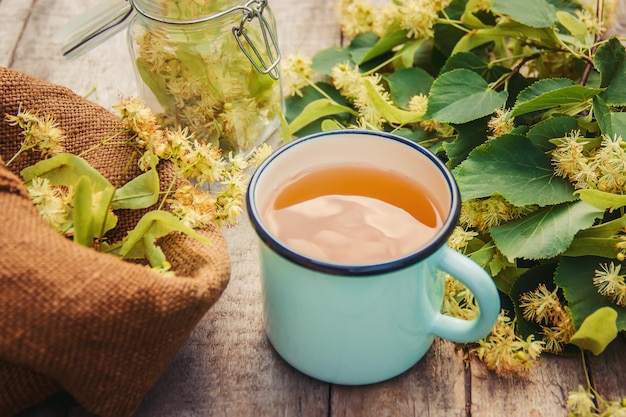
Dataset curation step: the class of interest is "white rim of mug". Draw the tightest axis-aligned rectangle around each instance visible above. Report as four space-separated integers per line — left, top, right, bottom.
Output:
246 129 461 276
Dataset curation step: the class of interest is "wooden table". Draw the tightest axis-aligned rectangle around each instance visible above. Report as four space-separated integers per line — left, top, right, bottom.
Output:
2 0 625 416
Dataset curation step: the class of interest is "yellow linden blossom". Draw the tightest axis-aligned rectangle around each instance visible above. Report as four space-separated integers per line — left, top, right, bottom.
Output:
594 262 626 307
331 63 390 129
519 284 576 353
553 131 626 193
335 0 376 38
5 108 65 165
168 184 217 229
447 226 478 251
471 311 544 377
567 386 597 416
397 0 447 40
27 177 72 234
282 53 315 98
487 108 515 137
460 195 536 233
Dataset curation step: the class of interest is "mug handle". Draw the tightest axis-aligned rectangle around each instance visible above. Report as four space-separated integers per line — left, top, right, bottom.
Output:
430 246 501 343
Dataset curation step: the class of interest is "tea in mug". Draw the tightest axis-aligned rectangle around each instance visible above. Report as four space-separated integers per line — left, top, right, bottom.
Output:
263 163 443 264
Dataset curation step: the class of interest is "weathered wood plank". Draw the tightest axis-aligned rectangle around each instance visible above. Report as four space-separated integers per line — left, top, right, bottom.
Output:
0 0 35 67
587 333 626 410
7 0 137 110
330 340 468 417
469 353 586 417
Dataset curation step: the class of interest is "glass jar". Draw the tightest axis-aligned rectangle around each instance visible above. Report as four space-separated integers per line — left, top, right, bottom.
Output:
127 0 283 154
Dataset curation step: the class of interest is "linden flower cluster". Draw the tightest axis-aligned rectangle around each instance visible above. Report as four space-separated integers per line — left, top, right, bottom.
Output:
567 385 626 417
5 108 65 165
113 96 272 226
459 194 537 233
332 63 393 129
334 0 451 39
130 0 282 153
519 284 576 353
552 130 626 194
470 312 544 377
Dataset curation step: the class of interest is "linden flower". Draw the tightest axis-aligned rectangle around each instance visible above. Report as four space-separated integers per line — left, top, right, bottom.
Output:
282 53 315 98
519 284 576 353
448 226 478 251
5 109 65 165
471 312 544 377
593 262 626 307
397 0 447 40
567 386 596 416
112 96 159 144
487 108 515 137
335 0 376 38
27 177 72 234
168 184 217 229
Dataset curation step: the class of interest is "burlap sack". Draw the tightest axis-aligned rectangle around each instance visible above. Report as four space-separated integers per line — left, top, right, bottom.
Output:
0 67 231 417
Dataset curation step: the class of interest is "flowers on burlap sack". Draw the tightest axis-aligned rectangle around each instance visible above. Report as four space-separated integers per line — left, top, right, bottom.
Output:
5 96 272 273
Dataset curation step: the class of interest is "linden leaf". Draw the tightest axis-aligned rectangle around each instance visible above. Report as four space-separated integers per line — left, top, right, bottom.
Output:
491 0 557 28
511 79 603 117
112 167 160 210
555 256 626 331
593 96 626 138
454 134 575 206
363 80 423 124
569 307 618 355
73 176 95 248
119 210 211 259
576 189 626 212
564 215 626 258
288 99 357 134
490 201 604 261
359 29 409 64
385 67 433 108
424 69 508 124
595 37 626 106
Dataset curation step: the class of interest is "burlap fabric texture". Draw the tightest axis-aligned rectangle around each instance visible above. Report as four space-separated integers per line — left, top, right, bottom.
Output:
0 67 231 417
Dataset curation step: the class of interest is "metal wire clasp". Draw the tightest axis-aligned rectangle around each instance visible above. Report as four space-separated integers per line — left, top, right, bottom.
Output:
233 0 281 80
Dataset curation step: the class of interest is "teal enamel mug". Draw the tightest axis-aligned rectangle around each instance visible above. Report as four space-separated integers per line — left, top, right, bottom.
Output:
246 130 500 385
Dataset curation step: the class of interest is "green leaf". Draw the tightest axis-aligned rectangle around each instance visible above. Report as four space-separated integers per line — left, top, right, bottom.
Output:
556 11 591 46
73 176 95 248
555 256 626 331
490 201 604 260
311 47 352 76
593 96 626 138
119 210 211 259
424 69 508 124
595 37 626 106
363 80 424 124
360 29 409 64
454 134 576 206
288 99 357 134
112 167 160 210
20 153 117 239
526 116 578 151
385 67 433 108
136 58 174 110
444 116 489 168
491 0 557 28
441 52 509 83
511 79 603 117
569 307 619 355
21 153 111 191
576 189 626 212
564 215 626 258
